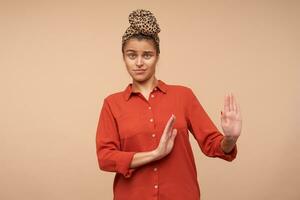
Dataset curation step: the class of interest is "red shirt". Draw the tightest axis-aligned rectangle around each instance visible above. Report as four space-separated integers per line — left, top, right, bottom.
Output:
96 79 237 200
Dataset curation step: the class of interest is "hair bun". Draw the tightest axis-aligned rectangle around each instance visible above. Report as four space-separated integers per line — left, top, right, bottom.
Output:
128 9 161 35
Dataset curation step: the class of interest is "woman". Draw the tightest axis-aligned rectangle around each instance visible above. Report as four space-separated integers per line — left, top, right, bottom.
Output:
96 9 242 200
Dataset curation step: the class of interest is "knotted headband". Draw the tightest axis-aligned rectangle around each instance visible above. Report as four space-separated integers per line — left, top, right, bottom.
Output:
122 9 161 47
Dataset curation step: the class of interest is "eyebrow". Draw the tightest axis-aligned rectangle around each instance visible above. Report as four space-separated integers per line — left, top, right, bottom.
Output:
125 49 154 53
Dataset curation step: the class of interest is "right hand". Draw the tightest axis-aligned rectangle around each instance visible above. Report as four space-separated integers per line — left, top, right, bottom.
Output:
154 114 177 161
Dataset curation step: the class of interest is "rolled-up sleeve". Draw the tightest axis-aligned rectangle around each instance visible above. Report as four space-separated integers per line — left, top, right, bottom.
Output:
185 88 237 161
96 98 136 178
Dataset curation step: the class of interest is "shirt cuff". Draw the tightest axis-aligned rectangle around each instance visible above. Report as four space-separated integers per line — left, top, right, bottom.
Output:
118 152 137 178
215 136 238 161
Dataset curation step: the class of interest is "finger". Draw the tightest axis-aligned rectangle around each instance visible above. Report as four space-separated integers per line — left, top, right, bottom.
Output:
170 128 177 141
220 110 225 120
229 92 233 111
167 114 176 132
163 114 176 141
224 94 229 113
232 94 241 116
232 94 237 112
165 114 176 134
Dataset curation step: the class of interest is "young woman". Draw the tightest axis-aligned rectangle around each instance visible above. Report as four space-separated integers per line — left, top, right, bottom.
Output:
96 9 242 200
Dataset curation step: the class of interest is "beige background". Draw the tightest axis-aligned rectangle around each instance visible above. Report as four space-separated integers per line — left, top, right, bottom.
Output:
1 0 299 199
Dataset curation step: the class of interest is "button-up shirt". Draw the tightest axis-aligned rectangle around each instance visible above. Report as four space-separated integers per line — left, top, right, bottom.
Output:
96 79 237 200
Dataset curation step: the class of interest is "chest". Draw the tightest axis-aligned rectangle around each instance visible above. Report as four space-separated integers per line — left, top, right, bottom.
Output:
114 93 188 151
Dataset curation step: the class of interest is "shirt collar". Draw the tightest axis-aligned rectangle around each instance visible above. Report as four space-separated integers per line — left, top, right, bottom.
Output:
123 79 168 101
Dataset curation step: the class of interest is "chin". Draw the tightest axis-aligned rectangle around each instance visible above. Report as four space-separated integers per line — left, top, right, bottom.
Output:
130 71 155 82
133 77 146 82
131 75 149 82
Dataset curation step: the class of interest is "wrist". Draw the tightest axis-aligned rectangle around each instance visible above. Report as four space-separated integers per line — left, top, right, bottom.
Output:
224 135 238 142
151 149 160 161
221 136 238 154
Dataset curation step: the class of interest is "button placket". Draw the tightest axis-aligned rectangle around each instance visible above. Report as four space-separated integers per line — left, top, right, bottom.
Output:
147 98 159 194
147 100 154 127
153 173 159 194
146 100 156 146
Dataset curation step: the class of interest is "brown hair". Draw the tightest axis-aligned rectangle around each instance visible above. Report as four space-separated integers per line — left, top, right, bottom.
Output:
121 33 160 55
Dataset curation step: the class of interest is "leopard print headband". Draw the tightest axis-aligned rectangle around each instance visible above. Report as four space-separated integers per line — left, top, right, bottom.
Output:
122 9 161 47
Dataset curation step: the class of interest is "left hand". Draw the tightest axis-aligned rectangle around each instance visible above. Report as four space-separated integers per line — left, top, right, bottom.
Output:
221 92 242 140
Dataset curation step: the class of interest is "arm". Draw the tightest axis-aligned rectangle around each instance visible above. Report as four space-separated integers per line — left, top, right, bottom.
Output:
96 99 177 178
220 92 242 154
186 88 238 161
129 150 158 168
96 98 137 178
221 136 238 154
130 114 178 168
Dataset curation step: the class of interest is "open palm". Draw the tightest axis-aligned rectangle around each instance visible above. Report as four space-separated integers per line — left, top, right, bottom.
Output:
221 93 242 139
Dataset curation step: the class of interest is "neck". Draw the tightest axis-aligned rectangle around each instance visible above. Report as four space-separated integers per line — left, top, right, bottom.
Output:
132 76 158 93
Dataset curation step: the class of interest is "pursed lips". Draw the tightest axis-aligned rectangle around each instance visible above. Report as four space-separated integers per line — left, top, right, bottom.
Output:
133 69 147 71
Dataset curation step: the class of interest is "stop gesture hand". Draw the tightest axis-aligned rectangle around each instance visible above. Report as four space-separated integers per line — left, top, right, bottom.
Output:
221 93 242 140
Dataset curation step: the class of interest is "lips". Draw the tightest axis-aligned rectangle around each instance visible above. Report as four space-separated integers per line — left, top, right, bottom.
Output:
133 69 146 72
133 69 147 74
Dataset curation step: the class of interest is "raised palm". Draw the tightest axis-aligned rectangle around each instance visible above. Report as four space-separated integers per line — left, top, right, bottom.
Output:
221 93 242 139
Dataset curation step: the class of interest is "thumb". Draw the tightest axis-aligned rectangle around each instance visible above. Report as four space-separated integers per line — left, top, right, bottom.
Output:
170 128 177 141
220 110 225 118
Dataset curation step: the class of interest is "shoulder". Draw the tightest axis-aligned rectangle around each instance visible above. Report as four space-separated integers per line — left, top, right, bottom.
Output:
166 82 199 105
167 82 194 95
103 91 124 104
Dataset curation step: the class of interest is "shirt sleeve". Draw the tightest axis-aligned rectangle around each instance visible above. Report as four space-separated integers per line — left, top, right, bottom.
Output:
185 88 237 161
96 98 137 178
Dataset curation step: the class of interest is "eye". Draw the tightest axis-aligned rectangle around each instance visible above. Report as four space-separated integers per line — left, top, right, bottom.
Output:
144 54 152 59
127 54 136 59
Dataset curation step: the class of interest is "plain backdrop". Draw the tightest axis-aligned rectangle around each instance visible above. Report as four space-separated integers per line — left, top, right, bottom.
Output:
1 0 299 199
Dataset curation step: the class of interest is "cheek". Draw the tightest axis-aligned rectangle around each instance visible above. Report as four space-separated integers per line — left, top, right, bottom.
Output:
124 59 135 68
145 58 157 67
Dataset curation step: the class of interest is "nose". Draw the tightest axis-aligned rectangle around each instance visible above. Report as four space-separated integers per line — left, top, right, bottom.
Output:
135 56 144 67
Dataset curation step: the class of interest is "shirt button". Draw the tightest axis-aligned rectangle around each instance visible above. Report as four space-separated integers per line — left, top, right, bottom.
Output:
152 134 156 138
154 185 158 189
148 106 151 110
154 87 157 91
151 94 155 98
150 118 154 122
153 167 157 171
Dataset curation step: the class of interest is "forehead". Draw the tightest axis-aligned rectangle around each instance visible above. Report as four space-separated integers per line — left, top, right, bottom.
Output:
124 39 156 52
